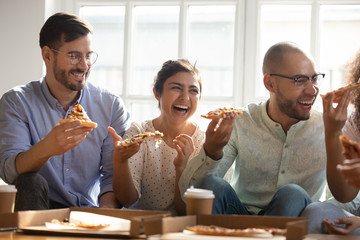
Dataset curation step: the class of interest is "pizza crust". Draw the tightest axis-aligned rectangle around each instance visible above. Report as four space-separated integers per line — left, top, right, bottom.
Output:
121 131 164 147
59 104 98 128
201 107 243 119
59 119 98 128
184 225 285 237
321 81 360 103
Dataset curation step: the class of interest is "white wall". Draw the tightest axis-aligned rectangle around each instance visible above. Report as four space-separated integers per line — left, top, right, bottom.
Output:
0 0 66 96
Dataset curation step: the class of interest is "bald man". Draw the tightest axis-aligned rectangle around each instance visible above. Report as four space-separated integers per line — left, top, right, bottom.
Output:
179 41 327 216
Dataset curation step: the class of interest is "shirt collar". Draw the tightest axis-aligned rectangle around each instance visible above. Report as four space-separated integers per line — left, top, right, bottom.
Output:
40 77 84 109
261 100 307 132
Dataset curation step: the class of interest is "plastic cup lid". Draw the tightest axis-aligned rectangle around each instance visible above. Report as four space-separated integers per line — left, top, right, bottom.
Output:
184 186 215 199
0 185 17 192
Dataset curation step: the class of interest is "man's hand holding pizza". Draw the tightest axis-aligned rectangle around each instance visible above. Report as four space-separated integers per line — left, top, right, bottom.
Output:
15 120 93 175
322 90 351 137
204 116 236 160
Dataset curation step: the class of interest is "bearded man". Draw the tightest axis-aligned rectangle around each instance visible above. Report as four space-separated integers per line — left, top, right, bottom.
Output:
179 41 326 217
0 12 130 210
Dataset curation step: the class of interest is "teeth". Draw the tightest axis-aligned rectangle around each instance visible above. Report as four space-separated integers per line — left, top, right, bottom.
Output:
299 100 313 105
72 72 84 77
174 105 189 110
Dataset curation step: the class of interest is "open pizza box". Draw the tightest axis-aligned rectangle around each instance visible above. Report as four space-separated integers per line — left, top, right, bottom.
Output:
142 214 308 240
0 212 17 231
16 207 170 238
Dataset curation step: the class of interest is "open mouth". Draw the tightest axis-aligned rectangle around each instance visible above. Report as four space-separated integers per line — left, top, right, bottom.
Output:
173 104 190 113
298 99 314 108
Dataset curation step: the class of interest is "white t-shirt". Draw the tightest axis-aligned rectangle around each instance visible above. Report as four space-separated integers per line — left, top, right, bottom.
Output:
125 120 205 215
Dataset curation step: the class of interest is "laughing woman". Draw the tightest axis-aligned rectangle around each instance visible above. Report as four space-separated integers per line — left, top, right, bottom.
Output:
108 59 204 215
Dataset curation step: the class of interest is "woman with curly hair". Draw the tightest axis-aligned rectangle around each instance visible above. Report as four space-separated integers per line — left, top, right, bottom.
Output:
301 51 360 235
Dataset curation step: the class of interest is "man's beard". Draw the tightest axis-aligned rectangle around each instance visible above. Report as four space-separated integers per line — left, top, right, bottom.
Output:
53 59 88 91
275 87 312 121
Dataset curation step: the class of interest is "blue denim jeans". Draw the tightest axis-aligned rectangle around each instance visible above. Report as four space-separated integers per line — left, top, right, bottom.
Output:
301 202 360 235
195 175 311 217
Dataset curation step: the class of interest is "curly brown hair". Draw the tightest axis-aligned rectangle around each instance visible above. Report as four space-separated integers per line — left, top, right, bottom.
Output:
343 49 360 113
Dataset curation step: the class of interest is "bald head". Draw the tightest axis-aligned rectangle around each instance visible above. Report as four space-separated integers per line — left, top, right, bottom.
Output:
262 42 310 75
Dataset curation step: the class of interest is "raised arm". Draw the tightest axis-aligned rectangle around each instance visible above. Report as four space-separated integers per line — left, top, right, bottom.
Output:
108 127 140 208
322 91 358 202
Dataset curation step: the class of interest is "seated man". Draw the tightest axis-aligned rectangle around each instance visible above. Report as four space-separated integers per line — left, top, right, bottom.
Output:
0 12 130 210
179 41 326 216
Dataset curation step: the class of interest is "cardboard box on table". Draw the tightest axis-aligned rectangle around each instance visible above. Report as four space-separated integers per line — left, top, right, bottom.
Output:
142 214 308 240
15 207 170 238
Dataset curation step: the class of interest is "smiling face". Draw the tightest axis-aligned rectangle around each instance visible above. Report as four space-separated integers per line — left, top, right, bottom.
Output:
51 34 93 91
271 51 319 121
155 72 201 124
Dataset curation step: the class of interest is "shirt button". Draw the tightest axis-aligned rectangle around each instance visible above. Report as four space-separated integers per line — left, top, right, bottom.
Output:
281 170 285 174
275 124 279 127
65 168 69 172
284 145 288 148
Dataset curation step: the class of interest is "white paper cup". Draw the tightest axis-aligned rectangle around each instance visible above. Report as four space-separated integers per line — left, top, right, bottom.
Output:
184 186 214 215
0 185 17 213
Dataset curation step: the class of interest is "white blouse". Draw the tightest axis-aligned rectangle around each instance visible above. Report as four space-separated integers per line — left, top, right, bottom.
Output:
124 120 205 215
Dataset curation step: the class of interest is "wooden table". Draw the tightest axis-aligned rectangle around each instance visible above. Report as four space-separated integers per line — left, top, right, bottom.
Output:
0 231 142 239
1 231 360 240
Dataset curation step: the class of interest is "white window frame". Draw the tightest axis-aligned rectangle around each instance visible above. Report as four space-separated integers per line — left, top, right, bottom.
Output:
62 0 360 117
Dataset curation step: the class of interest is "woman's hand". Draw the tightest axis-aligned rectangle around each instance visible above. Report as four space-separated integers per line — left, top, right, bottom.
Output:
324 217 360 235
173 134 194 171
108 126 141 162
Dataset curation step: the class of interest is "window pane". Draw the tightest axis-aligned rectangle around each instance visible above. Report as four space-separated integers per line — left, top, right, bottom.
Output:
188 5 235 97
131 6 179 96
130 101 159 123
259 5 311 99
80 6 125 95
320 5 360 95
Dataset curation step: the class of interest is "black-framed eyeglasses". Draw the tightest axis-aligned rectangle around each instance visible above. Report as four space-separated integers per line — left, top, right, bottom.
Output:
270 73 325 88
51 49 98 65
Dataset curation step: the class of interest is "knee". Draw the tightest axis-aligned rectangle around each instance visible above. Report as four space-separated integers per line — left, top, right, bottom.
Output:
195 175 233 196
15 172 48 192
196 175 230 189
277 184 311 204
302 202 342 218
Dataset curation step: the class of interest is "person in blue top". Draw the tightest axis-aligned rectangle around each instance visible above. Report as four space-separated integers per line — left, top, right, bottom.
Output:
179 41 327 217
0 12 130 210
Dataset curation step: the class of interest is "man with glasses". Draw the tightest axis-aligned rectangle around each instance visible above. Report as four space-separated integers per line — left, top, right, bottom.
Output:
0 12 130 210
179 41 326 216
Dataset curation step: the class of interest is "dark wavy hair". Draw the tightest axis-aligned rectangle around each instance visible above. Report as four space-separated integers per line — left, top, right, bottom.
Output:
39 12 93 50
154 59 202 97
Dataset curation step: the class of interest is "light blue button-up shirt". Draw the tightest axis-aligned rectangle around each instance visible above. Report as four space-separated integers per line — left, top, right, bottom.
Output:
180 101 326 214
0 77 130 207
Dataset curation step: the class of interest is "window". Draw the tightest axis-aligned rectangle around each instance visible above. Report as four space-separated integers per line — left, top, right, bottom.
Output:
70 0 360 126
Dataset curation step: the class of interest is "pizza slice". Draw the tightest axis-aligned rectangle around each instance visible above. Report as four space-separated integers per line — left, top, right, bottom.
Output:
184 225 286 237
339 135 360 159
48 219 110 230
321 81 360 103
121 130 164 147
59 104 98 128
201 107 243 119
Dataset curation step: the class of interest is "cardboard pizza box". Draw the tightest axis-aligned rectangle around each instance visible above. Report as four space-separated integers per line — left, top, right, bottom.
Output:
142 214 308 240
16 207 170 238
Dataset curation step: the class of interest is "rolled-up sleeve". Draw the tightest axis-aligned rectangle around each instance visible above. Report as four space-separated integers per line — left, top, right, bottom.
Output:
0 93 31 183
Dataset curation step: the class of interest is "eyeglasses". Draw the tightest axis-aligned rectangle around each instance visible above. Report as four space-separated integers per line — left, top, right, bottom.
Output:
270 73 325 88
51 49 98 65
